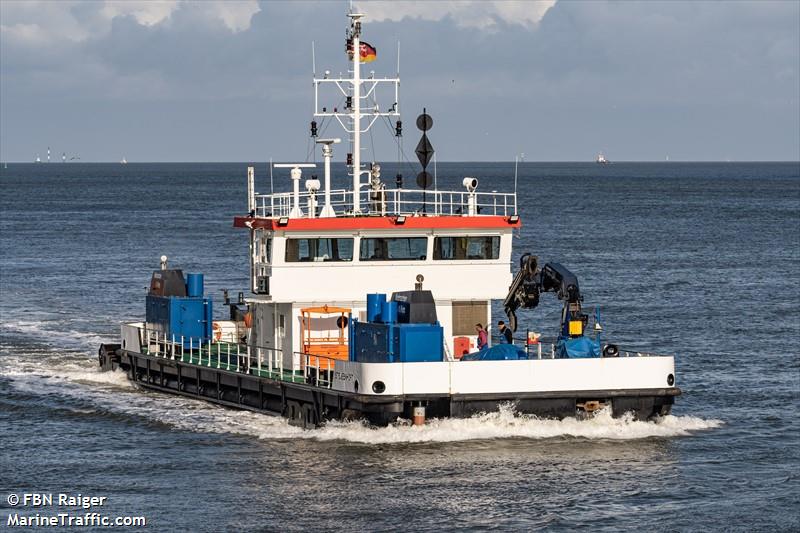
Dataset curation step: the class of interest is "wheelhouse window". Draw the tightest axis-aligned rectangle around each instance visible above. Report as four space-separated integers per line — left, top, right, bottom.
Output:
285 238 353 262
359 237 428 261
433 236 500 260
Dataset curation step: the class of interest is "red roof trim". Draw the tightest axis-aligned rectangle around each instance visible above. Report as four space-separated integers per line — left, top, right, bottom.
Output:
233 215 521 231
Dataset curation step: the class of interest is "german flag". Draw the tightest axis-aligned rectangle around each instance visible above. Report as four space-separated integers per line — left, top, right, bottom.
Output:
359 41 377 63
346 39 377 63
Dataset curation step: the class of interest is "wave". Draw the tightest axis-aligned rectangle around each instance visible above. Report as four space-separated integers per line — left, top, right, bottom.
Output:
1 319 116 353
309 407 724 444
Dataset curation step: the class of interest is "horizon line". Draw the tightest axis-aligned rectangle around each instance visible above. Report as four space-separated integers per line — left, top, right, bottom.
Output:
2 160 799 165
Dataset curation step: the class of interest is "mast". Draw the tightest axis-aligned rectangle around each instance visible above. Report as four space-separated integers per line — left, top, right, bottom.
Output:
312 11 400 216
349 12 363 213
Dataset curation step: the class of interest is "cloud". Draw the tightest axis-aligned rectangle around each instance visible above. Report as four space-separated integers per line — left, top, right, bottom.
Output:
0 1 797 161
357 0 556 30
0 0 260 48
195 1 261 33
100 1 180 28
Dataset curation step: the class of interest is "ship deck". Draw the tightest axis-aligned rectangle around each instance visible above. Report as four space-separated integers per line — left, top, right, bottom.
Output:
140 343 310 384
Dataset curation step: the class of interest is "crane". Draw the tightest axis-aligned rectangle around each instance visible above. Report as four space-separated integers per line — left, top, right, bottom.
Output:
503 254 615 358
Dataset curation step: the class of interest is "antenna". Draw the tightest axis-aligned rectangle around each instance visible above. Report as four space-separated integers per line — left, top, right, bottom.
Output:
396 41 400 76
274 163 317 218
269 157 274 195
312 41 316 77
514 153 524 214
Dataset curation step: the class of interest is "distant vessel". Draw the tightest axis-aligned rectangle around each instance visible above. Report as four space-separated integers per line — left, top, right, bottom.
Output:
62 152 67 163
596 153 610 164
121 158 128 164
35 155 41 163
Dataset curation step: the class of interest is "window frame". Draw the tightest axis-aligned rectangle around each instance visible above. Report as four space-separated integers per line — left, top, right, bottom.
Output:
359 236 429 262
433 235 501 261
284 237 354 263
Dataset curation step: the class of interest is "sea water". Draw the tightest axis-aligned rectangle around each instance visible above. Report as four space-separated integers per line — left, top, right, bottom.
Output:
1 162 798 531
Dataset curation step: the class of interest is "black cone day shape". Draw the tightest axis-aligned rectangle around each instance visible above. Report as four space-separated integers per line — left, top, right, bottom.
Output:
415 133 434 170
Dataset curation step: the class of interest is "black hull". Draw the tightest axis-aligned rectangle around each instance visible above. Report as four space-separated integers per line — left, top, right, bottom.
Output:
99 345 680 428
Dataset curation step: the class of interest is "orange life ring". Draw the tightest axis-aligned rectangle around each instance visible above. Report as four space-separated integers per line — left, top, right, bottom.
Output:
243 312 253 329
212 322 222 341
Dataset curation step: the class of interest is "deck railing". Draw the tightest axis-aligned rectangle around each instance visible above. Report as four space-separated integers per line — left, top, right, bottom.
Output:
136 326 340 389
523 340 672 360
254 187 517 219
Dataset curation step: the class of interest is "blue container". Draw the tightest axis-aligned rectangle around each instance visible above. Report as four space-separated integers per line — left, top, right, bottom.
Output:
145 295 213 347
393 323 444 362
381 300 398 324
186 273 204 297
351 321 392 362
366 293 386 322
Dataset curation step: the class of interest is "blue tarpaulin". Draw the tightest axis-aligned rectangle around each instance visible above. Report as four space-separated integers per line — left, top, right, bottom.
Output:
461 344 528 361
556 336 601 358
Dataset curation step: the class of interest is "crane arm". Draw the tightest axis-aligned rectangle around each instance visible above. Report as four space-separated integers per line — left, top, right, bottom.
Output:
503 255 586 335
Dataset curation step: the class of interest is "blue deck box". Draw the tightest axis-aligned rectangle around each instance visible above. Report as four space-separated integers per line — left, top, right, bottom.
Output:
145 295 212 347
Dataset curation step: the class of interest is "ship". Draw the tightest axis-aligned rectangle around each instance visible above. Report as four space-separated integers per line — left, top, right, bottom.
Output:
596 152 610 164
98 11 679 428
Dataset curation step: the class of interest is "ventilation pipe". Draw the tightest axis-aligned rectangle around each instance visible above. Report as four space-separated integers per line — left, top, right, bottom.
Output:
289 167 303 218
316 138 341 218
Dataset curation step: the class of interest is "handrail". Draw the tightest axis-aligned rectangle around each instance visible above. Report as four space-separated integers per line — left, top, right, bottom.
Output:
522 339 673 360
253 187 517 219
137 325 338 388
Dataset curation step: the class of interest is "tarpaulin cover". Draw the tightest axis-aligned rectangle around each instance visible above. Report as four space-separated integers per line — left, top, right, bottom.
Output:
556 337 601 358
461 344 528 361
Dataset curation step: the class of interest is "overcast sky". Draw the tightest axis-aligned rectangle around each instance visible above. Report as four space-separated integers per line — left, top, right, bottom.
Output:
1 0 798 162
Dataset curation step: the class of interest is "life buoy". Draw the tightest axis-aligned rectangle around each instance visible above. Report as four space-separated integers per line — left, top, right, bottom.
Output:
212 322 222 341
243 312 253 329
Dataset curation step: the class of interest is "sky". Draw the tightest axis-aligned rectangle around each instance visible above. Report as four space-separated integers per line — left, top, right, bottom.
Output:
1 0 798 162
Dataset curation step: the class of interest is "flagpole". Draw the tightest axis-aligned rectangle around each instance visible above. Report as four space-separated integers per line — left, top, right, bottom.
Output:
350 13 363 213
